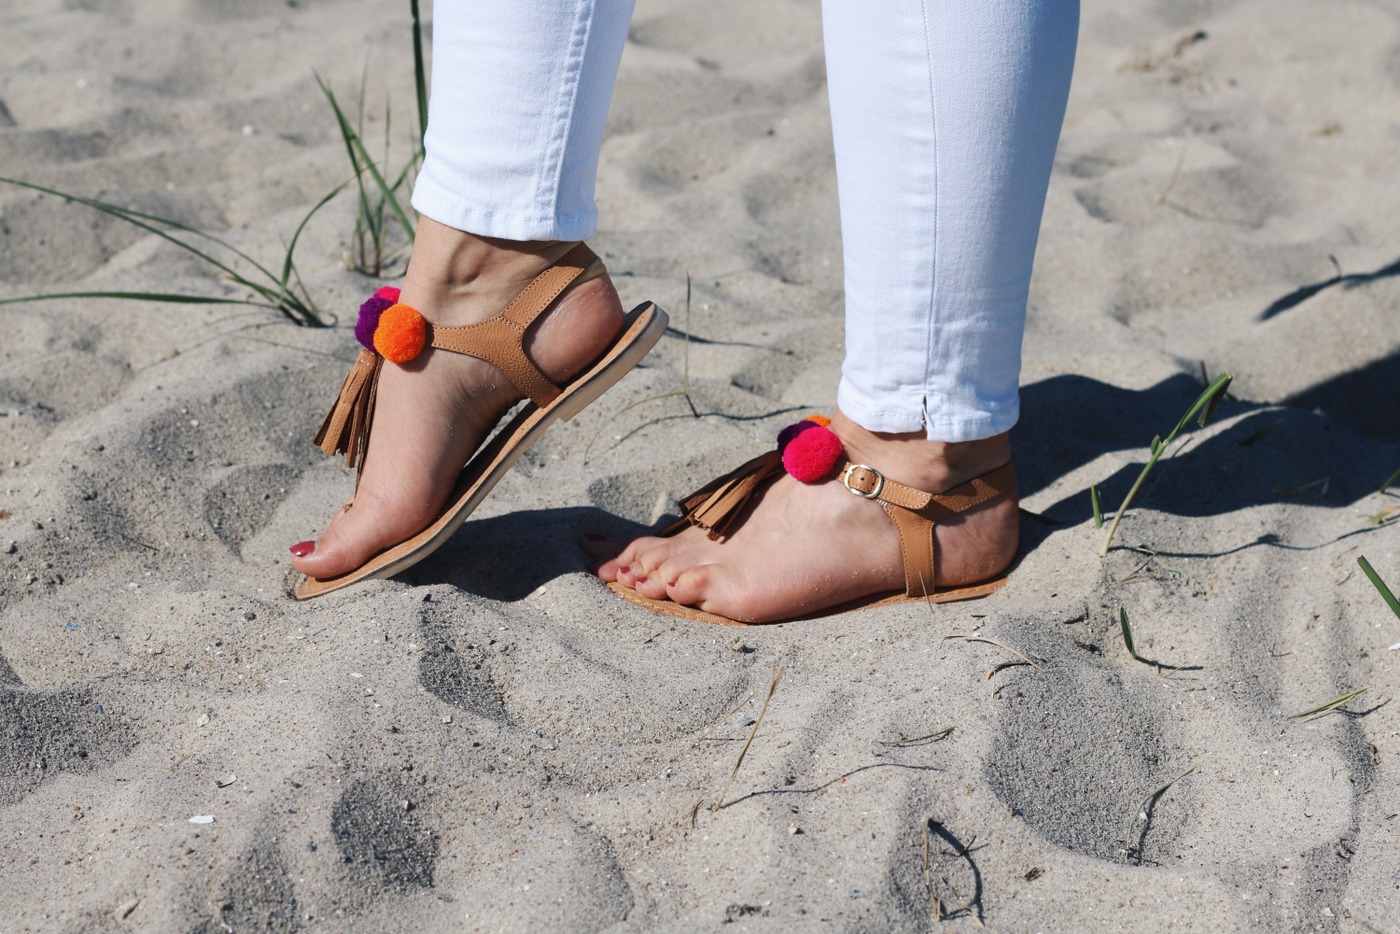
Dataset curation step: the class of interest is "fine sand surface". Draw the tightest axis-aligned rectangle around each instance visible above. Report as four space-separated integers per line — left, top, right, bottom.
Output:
3 0 1399 931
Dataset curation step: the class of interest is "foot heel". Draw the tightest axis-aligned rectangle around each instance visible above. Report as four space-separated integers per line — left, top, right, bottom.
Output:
556 302 668 423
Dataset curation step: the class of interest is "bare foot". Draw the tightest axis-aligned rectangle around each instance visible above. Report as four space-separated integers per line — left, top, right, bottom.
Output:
291 218 624 579
595 411 1019 622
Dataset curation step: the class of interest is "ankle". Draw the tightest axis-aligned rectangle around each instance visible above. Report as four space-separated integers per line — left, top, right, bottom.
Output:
830 410 1011 493
400 217 579 326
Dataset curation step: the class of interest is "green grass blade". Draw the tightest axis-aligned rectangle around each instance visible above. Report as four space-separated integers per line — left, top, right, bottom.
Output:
1380 466 1400 495
317 74 415 242
1357 556 1400 621
411 0 428 151
1119 607 1138 660
0 176 287 304
1099 375 1233 556
1091 484 1103 528
279 180 348 292
1288 687 1369 722
318 75 376 221
0 291 272 308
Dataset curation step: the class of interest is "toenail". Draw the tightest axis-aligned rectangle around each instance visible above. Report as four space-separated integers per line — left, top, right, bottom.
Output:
618 566 630 574
583 531 606 541
290 540 315 558
634 576 648 584
668 580 678 588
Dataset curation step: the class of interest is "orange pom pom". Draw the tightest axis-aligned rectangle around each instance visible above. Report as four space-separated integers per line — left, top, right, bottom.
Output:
805 414 831 428
374 303 428 364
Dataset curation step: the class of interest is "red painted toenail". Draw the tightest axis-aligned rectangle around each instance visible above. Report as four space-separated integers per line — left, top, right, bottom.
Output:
290 540 315 557
635 576 648 584
668 580 678 588
618 566 630 574
583 532 606 541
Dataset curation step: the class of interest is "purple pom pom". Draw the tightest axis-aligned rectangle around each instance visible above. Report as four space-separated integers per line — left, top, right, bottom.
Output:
777 419 820 451
355 295 394 351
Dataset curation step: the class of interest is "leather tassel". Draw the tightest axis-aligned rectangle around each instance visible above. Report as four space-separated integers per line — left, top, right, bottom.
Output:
680 449 784 540
312 348 383 470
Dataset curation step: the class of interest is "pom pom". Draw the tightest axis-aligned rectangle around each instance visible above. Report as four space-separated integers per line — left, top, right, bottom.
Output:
355 295 394 351
776 414 833 451
374 286 401 302
777 419 817 451
782 425 844 482
374 303 428 364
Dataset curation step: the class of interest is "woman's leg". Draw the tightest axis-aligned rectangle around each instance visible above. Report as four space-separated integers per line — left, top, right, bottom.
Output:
599 0 1078 622
292 0 636 578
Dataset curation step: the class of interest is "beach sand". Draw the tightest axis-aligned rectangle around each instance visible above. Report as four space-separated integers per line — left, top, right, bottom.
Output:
2 0 1398 930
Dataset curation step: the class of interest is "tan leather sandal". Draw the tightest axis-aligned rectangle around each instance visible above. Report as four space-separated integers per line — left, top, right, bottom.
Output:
295 243 668 600
605 415 1016 625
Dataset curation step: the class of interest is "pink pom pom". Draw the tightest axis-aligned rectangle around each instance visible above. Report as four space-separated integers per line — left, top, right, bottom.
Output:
782 425 843 482
374 286 401 302
776 415 833 451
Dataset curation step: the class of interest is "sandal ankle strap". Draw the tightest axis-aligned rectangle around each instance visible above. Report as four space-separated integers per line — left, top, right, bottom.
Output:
429 242 603 407
839 460 1015 597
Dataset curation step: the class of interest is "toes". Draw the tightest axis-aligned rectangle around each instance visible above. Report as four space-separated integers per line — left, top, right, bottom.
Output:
633 573 670 601
663 564 711 608
595 536 660 582
291 510 372 578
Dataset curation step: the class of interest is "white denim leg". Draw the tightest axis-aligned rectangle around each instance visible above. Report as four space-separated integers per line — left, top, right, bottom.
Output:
825 0 1078 442
411 0 635 241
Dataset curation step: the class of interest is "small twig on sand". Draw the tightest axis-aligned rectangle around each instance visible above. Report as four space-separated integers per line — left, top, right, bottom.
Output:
947 634 1045 673
876 726 955 748
713 663 785 810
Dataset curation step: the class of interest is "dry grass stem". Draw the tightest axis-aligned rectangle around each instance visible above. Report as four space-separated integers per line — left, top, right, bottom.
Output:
922 823 942 923
948 634 1045 671
697 692 755 742
984 660 1031 681
876 726 955 748
713 663 785 810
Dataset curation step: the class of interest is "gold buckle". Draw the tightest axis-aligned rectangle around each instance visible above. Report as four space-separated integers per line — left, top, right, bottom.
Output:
841 463 884 499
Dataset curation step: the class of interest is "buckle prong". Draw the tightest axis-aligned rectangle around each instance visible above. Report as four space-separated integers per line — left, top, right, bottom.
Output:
841 463 884 499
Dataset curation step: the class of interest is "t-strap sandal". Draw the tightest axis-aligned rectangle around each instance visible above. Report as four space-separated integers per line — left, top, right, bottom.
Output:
295 243 668 600
605 414 1016 625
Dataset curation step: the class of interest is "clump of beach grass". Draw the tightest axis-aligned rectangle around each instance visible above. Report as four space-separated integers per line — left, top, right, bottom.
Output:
317 0 429 276
318 71 421 278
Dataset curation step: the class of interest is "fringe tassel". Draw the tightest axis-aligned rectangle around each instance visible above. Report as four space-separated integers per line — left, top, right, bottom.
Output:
312 348 382 471
680 449 784 541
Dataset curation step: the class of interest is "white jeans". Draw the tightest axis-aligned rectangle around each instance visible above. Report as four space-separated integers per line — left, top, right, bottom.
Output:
412 1 1078 442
